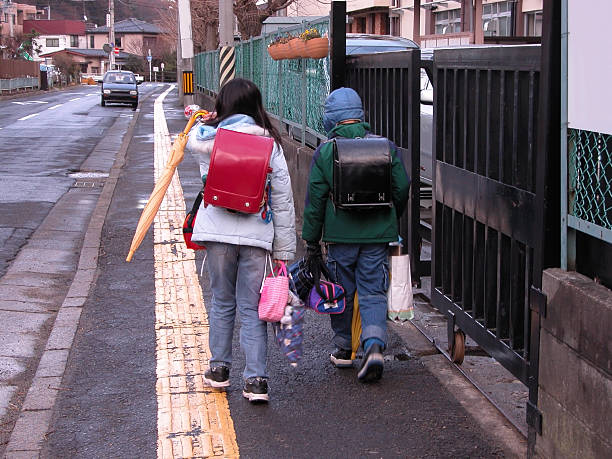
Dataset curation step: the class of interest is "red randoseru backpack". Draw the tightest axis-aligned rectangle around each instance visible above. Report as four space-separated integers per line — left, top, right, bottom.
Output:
203 128 274 213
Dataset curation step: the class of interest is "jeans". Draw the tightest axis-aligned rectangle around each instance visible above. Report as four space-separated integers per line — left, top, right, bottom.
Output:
205 242 268 380
327 243 389 351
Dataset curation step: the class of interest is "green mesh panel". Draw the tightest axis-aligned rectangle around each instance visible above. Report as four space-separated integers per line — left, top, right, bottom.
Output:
568 128 612 231
193 17 330 137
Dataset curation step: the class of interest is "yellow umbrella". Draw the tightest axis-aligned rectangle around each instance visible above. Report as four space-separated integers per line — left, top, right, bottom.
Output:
126 110 208 262
351 293 362 360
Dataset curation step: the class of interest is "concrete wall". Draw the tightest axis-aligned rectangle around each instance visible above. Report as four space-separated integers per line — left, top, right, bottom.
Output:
537 268 612 458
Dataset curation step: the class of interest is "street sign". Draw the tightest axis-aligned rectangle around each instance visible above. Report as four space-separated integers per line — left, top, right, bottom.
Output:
160 62 165 70
103 43 112 53
114 47 119 55
153 66 159 72
147 55 152 62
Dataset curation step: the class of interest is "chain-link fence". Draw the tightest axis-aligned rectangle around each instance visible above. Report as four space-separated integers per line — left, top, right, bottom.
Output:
567 128 612 238
193 17 330 141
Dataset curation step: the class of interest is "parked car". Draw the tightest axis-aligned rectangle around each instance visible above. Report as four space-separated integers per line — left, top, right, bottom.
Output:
99 70 141 108
346 34 433 186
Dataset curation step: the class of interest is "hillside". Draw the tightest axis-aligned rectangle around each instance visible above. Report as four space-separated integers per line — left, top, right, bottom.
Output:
20 0 165 27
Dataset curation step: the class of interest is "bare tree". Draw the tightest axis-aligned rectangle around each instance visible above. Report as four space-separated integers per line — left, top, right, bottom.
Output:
234 0 297 39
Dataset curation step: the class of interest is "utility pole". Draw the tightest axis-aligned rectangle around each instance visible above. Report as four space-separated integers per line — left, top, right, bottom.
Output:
108 0 115 70
177 0 194 105
218 0 235 88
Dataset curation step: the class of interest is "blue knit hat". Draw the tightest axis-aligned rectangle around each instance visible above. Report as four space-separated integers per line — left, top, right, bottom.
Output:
322 87 364 134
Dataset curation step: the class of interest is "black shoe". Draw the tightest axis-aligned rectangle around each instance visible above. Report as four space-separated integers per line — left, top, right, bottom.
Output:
357 343 384 383
203 366 230 388
330 348 353 368
242 377 269 403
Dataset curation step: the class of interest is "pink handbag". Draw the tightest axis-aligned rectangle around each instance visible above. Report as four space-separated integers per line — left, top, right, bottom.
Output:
258 257 289 322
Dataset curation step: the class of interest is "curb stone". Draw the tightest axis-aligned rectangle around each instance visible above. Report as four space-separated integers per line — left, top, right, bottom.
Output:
3 91 154 456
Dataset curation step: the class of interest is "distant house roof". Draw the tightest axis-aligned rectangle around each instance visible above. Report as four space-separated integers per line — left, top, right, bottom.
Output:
89 18 161 35
23 20 86 36
39 48 132 59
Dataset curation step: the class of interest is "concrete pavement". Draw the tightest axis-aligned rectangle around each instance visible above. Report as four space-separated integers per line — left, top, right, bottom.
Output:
2 84 526 458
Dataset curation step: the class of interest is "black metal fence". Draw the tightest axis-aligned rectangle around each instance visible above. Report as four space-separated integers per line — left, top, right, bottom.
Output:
431 46 542 385
346 50 422 280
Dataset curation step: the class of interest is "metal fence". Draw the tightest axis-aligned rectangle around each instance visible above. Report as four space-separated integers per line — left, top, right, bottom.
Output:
346 51 422 283
194 17 330 144
0 77 39 92
431 46 542 387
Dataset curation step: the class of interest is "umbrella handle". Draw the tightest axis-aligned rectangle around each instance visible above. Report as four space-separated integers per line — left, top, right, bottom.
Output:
183 110 209 135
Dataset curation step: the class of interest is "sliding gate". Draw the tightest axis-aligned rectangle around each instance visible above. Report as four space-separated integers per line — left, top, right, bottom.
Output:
431 46 542 387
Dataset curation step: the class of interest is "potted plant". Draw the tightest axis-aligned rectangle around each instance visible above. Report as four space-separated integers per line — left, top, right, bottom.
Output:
288 36 307 58
301 28 329 59
268 35 292 60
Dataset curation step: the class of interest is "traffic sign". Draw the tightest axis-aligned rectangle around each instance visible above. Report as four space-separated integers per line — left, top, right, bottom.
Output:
103 43 112 53
147 55 152 62
153 66 159 72
114 47 119 55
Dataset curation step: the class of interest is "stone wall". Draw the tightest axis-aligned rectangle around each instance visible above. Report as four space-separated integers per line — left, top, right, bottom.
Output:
537 268 612 458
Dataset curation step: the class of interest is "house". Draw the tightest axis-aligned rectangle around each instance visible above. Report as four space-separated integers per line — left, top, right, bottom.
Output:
0 2 37 39
340 0 543 47
87 18 161 57
23 20 87 60
39 48 133 75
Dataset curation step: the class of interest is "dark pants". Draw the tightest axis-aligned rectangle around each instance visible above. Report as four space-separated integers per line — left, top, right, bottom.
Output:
326 243 389 351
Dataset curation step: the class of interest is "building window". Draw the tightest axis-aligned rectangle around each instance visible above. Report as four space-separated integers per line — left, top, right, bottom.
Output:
143 36 156 50
90 35 95 48
434 9 461 35
46 38 60 47
390 15 400 37
70 35 78 47
114 36 121 47
3 13 7 23
12 14 16 24
482 0 513 37
524 10 543 37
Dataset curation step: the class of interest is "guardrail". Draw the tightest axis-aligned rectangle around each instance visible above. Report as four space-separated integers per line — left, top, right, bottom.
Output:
0 77 39 93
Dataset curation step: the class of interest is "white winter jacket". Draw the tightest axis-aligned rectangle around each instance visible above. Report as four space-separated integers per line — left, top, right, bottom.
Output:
185 115 296 261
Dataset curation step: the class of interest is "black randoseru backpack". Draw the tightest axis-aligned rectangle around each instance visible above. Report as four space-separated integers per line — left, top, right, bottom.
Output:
332 137 393 210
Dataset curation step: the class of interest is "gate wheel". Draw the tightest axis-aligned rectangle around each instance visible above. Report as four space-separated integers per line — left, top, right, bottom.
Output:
451 330 466 365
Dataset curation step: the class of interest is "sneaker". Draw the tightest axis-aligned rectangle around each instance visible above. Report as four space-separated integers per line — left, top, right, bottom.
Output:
330 348 353 368
203 366 230 388
242 377 269 403
357 343 384 383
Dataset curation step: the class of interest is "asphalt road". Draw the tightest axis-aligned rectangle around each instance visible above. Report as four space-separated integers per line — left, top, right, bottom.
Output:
0 85 153 277
40 86 509 458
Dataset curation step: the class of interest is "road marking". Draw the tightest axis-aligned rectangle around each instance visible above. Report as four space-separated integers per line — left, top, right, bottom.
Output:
69 97 81 101
18 113 40 121
48 104 63 110
12 100 48 105
86 93 96 97
153 85 239 458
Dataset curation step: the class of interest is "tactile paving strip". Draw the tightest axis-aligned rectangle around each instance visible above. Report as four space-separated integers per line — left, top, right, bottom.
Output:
153 86 239 458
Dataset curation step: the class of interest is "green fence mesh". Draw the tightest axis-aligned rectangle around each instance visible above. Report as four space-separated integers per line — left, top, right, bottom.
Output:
193 17 330 138
568 128 612 231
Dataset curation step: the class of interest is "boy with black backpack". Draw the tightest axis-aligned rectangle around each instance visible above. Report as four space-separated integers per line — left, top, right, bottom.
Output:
302 87 410 382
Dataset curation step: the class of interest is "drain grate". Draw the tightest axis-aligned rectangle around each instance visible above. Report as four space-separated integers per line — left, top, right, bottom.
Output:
69 171 109 188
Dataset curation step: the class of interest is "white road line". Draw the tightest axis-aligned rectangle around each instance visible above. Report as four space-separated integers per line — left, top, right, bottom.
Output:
18 113 39 121
11 102 26 105
69 97 81 101
48 104 63 110
86 93 97 97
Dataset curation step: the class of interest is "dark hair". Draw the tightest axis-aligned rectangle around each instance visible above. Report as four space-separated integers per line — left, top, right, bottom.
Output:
208 78 283 145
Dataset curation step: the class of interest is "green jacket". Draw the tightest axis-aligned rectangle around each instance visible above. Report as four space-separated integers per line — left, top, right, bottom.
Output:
302 122 411 244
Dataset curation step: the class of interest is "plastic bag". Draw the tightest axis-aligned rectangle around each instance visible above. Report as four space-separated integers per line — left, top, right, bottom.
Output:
387 254 414 321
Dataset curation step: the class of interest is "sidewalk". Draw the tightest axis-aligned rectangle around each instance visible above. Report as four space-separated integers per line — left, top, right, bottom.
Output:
4 85 526 458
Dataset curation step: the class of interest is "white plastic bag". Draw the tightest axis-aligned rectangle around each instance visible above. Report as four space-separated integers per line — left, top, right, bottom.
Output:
387 254 414 321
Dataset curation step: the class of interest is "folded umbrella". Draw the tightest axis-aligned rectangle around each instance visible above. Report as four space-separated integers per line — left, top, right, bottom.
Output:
126 110 208 262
